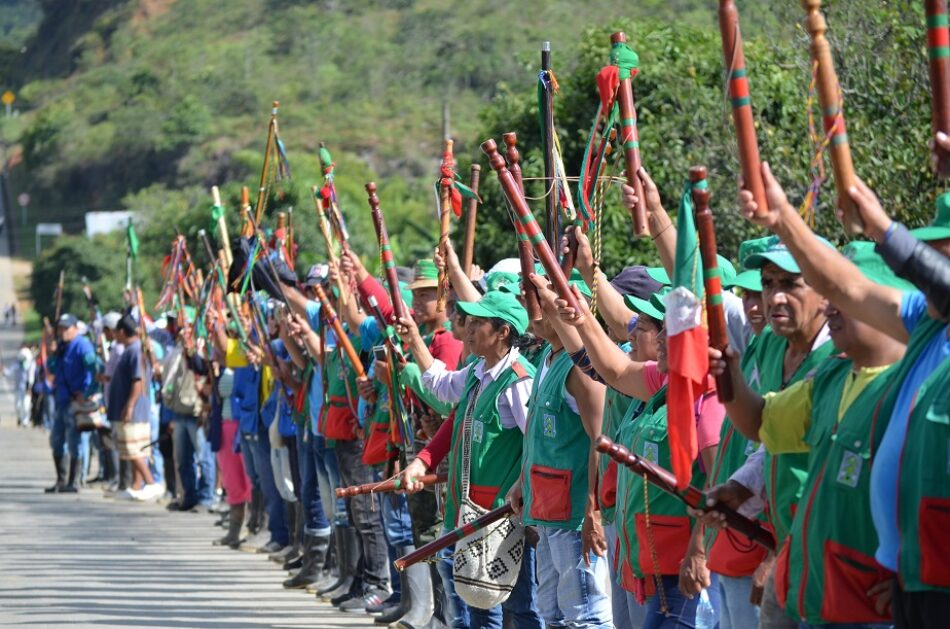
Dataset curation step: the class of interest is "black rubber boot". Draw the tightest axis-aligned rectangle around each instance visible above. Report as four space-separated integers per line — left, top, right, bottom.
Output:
374 566 410 624
283 532 330 589
45 455 68 493
247 488 264 534
60 457 82 493
270 501 299 563
318 525 359 599
214 502 246 548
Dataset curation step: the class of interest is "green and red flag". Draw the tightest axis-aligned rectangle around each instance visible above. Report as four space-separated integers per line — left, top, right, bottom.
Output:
663 179 710 490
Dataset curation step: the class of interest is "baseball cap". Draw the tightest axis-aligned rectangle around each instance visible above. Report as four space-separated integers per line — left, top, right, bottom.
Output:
102 312 122 330
456 290 529 335
744 235 835 274
304 263 329 287
624 287 670 322
842 241 915 291
610 266 664 300
909 192 950 241
57 313 78 328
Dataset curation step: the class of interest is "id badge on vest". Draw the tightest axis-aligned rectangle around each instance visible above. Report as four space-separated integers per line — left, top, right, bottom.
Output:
542 413 556 439
643 441 660 464
835 449 862 488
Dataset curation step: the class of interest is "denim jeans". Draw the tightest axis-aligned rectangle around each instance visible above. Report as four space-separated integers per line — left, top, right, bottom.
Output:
536 526 613 628
172 415 215 507
241 428 289 546
642 574 721 629
313 434 344 522
50 402 90 461
714 573 760 629
382 492 415 548
297 431 330 534
148 400 164 485
605 523 647 629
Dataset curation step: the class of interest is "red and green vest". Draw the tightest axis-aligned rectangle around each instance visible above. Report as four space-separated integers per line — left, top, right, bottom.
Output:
362 357 394 466
319 327 362 441
892 318 950 593
443 354 534 529
752 328 836 543
705 332 771 576
522 347 589 531
775 356 896 624
599 385 638 525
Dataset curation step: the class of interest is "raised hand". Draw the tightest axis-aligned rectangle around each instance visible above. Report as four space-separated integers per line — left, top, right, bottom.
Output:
529 274 587 327
846 177 892 243
738 161 792 231
394 315 421 345
561 226 594 279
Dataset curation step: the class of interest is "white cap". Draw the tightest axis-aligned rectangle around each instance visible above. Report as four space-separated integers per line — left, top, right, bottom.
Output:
102 312 122 330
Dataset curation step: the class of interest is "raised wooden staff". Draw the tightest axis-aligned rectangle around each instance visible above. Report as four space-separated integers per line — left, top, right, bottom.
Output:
336 473 446 498
689 167 733 402
718 0 768 217
312 185 348 304
461 164 481 276
612 32 649 238
254 101 280 225
596 435 775 551
927 0 950 176
502 133 542 321
437 138 455 312
366 182 410 324
801 0 861 234
312 284 366 379
540 41 559 250
240 186 253 238
482 139 581 313
394 503 515 571
211 185 233 270
53 269 65 324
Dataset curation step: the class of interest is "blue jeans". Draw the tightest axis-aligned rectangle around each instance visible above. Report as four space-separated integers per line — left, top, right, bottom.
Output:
717 573 760 629
313 434 345 522
50 402 90 461
435 527 543 629
536 526 613 628
297 431 330 534
241 428 289 546
172 415 215 507
382 492 415 547
149 402 164 485
605 523 647 629
643 574 721 629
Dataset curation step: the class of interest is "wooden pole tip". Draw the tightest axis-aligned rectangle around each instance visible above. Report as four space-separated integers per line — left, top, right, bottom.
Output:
365 182 377 194
611 31 627 44
688 166 708 182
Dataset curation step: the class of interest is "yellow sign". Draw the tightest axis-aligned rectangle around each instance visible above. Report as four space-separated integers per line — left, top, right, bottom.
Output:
1 91 13 106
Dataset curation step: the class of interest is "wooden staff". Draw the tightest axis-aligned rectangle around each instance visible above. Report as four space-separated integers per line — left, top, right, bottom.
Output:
689 166 734 403
437 138 455 312
312 185 348 303
502 133 542 321
541 41 559 250
211 185 233 270
927 0 950 176
54 269 65 324
240 186 253 237
461 164 481 276
718 0 768 217
482 139 582 313
287 206 295 270
612 32 649 238
336 473 446 498
366 182 410 324
254 101 279 226
394 504 515 571
595 435 775 551
801 0 861 234
312 284 366 379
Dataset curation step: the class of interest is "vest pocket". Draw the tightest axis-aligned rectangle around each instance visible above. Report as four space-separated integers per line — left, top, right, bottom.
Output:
599 460 618 510
633 513 690 576
919 497 950 587
528 465 572 522
818 539 891 623
323 404 357 441
774 538 791 611
361 421 390 466
469 484 500 511
706 525 768 577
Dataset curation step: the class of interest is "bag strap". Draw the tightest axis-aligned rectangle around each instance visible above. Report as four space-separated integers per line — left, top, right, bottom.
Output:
458 373 483 502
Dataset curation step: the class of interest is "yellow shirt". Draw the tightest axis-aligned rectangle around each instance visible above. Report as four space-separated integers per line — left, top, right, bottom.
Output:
759 364 892 454
224 338 249 369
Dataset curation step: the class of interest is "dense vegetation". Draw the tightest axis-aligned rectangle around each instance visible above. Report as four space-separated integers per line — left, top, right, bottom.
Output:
9 1 941 320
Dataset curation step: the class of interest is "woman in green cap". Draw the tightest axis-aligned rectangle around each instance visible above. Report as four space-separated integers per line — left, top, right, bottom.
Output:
396 290 542 629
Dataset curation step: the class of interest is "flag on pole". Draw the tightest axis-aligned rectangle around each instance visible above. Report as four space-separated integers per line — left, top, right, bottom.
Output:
127 219 139 259
662 179 710 490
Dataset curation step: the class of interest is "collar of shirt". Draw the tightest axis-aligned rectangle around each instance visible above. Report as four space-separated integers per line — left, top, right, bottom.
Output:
472 347 521 386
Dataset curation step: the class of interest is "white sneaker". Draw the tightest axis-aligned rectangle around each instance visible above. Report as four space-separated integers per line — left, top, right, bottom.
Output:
114 489 138 501
133 483 163 502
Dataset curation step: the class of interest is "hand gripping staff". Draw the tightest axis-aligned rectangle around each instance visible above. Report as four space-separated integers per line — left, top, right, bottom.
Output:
801 0 861 234
437 139 456 312
311 185 348 304
689 167 734 403
595 436 775 551
336 473 447 498
718 0 768 217
927 0 950 175
611 32 649 238
366 182 410 325
311 283 366 380
502 133 542 321
394 504 515 571
482 138 582 314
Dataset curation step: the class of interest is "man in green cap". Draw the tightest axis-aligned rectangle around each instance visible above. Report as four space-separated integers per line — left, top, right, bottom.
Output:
704 241 913 627
738 163 950 628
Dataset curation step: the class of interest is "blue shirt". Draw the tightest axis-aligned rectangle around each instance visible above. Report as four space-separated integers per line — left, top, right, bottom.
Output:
870 291 950 571
52 335 96 405
106 340 152 423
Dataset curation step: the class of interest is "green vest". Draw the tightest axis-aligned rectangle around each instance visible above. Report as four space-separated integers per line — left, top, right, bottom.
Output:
319 327 362 440
892 317 950 593
705 332 771 576
616 386 707 578
522 347 589 530
599 385 637 525
443 354 535 529
781 357 897 624
753 328 836 543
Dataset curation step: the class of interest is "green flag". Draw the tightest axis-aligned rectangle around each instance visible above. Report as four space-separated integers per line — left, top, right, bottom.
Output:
127 220 139 259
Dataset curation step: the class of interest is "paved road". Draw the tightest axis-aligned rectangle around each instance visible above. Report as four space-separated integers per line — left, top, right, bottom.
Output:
0 247 374 627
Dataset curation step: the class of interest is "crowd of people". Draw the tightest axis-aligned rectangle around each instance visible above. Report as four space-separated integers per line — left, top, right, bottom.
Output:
29 133 950 629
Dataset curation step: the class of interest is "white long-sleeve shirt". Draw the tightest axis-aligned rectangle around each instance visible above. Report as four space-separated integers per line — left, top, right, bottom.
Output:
422 348 533 432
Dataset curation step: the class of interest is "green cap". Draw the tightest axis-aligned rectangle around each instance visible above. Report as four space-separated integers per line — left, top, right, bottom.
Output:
456 290 529 335
745 235 835 274
624 286 670 322
409 259 439 290
737 237 772 270
909 192 950 241
842 241 915 291
649 259 734 287
726 269 762 292
568 269 593 299
485 271 519 292
645 266 671 285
